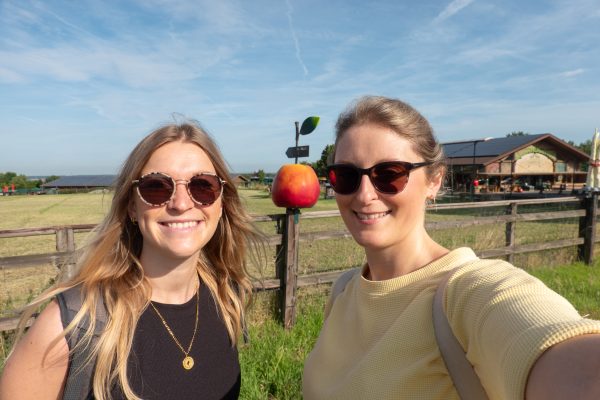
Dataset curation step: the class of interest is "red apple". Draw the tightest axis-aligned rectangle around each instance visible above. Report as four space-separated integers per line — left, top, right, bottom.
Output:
271 164 320 208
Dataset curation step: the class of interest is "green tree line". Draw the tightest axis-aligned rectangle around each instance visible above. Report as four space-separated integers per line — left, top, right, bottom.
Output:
0 172 60 190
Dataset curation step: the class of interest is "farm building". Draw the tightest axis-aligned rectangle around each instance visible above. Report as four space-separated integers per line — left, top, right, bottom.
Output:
231 175 250 187
42 175 116 192
443 134 589 193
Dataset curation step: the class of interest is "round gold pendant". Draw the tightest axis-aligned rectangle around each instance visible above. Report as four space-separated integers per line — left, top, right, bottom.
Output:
182 356 194 370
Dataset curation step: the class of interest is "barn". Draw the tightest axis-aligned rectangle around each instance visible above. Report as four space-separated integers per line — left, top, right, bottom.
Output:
42 175 116 193
443 134 589 193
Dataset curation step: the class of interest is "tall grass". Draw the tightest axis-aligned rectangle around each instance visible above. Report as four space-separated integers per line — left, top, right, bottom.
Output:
240 288 327 399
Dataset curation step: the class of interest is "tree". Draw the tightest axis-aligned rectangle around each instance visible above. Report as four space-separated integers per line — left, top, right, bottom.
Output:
0 172 17 186
256 169 266 184
575 139 592 156
312 144 335 177
46 175 61 184
506 131 529 137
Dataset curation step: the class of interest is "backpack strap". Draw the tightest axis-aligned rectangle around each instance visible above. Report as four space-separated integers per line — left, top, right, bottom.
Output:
56 286 107 400
331 268 360 301
433 268 489 400
332 264 488 400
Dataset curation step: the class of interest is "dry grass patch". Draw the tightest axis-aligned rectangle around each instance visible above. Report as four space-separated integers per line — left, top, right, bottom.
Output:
0 264 57 317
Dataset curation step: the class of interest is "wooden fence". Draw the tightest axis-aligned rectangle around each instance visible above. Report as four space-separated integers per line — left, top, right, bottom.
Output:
1 195 599 332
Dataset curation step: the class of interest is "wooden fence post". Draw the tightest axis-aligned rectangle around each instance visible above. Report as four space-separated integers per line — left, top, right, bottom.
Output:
275 208 300 329
505 202 518 264
56 227 76 281
578 193 598 265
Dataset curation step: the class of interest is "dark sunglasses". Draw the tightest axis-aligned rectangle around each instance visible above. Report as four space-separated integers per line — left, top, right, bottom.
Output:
132 172 226 206
326 161 433 195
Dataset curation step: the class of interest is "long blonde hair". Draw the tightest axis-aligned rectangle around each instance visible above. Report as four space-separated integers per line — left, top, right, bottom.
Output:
13 121 263 400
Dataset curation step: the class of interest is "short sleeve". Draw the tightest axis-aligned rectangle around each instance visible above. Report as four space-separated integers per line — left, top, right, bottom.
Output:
445 260 600 399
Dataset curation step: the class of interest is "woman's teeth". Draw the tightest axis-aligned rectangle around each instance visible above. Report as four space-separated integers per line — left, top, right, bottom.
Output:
163 221 199 229
356 211 390 220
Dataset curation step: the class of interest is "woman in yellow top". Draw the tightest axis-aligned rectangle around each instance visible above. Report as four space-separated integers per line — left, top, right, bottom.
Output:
302 96 600 399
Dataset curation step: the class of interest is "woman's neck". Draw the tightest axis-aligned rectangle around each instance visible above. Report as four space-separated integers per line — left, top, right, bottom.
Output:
364 232 448 281
140 252 200 304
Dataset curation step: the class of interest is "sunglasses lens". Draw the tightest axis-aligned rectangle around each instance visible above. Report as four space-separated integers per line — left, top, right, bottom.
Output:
137 174 174 205
189 175 222 205
372 163 409 193
329 165 360 195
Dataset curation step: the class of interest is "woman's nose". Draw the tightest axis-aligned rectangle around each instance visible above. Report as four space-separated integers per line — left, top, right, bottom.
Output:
168 182 194 211
354 174 379 203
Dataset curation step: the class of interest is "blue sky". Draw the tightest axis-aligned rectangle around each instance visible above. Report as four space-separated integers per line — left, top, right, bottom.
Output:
1 0 599 175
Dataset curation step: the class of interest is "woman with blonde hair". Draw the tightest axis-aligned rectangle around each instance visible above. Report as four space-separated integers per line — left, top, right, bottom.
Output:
302 96 600 399
0 121 263 399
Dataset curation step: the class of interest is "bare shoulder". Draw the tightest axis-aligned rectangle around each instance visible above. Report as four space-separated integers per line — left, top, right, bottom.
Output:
0 300 68 400
526 334 600 400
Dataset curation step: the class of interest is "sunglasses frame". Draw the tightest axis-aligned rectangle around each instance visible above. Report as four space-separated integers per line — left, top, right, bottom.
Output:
326 161 433 195
132 171 226 207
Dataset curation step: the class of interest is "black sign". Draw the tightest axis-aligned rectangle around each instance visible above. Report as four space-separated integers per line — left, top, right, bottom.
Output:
286 145 309 158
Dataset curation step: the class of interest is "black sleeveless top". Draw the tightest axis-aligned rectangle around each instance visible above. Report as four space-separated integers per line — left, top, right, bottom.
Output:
111 285 240 399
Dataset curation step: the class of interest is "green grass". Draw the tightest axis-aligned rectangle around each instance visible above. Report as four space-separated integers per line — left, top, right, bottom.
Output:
526 261 600 320
240 288 326 399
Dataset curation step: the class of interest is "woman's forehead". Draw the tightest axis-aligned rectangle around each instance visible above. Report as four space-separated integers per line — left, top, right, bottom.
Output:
335 124 419 164
142 141 216 176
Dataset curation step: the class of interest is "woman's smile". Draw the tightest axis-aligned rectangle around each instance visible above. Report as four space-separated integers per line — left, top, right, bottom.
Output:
158 219 203 231
354 210 392 223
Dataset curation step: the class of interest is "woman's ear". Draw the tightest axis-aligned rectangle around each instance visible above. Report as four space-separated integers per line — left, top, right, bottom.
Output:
128 201 137 223
426 169 444 199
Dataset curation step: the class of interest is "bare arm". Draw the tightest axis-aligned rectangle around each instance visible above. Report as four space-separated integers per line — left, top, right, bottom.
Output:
526 334 600 400
0 301 68 400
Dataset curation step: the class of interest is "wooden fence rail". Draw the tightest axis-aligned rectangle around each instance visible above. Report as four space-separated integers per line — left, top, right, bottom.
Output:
1 195 598 331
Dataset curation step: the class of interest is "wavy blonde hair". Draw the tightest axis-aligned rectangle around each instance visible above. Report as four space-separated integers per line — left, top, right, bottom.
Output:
13 122 263 400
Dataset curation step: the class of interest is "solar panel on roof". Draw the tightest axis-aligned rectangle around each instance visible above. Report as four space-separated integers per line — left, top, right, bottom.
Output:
43 175 116 187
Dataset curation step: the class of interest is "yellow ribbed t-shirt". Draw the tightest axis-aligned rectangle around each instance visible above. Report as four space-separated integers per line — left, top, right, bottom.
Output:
302 247 600 400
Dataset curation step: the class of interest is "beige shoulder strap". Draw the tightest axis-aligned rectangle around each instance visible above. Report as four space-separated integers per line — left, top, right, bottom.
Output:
331 267 360 301
433 268 489 400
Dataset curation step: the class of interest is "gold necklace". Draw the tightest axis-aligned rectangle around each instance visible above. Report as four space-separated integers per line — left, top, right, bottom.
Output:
150 289 199 370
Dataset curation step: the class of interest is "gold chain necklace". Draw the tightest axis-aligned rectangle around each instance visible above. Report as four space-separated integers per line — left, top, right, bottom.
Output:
150 289 200 370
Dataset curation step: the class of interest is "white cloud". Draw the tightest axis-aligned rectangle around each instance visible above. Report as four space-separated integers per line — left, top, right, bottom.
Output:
561 68 585 78
433 0 476 24
0 66 24 83
131 0 263 36
0 37 237 87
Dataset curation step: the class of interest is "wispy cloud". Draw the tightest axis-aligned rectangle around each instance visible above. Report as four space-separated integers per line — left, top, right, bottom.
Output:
285 0 308 76
433 0 476 24
0 66 24 83
561 68 585 78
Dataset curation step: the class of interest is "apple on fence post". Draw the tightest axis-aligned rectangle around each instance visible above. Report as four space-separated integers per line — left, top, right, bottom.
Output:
271 164 320 210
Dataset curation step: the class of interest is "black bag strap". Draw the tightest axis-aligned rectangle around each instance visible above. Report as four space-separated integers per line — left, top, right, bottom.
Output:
56 286 107 400
433 268 489 400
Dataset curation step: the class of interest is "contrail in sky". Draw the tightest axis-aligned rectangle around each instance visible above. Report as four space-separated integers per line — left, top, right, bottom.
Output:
285 0 308 76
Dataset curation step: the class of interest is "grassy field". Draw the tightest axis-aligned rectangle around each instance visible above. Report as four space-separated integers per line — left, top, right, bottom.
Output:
1 190 600 398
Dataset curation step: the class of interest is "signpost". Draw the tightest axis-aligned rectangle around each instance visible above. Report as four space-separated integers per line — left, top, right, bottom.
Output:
290 116 319 163
286 145 309 159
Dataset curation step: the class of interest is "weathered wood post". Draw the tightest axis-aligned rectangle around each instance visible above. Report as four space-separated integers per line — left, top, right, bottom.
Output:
275 208 300 328
505 202 518 264
56 227 76 281
578 192 598 265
